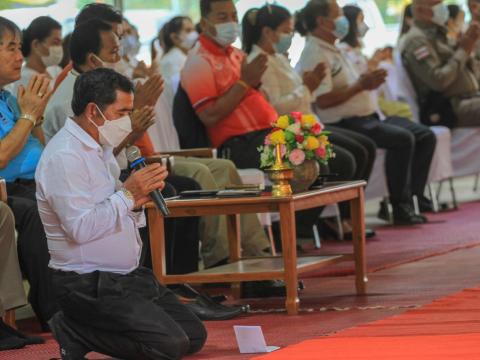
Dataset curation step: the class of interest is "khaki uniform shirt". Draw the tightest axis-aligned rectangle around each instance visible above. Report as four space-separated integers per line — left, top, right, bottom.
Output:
400 22 478 101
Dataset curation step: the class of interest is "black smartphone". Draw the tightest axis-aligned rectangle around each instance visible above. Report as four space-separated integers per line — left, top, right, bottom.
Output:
178 190 219 198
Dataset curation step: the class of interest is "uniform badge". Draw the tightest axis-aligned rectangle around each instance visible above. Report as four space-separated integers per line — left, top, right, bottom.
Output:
414 46 430 61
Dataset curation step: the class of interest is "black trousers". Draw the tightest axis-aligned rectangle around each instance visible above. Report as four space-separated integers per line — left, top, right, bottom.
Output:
327 126 377 219
326 125 377 183
52 267 207 360
6 180 57 328
336 115 436 204
218 128 271 169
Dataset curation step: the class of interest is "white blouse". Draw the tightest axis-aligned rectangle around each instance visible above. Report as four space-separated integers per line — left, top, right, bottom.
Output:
247 45 313 117
160 47 188 94
8 65 61 96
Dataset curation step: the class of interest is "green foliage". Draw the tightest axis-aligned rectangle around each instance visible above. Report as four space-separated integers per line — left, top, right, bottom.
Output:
0 0 55 9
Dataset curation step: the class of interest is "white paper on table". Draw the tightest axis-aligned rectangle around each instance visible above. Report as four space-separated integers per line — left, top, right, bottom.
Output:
233 326 280 354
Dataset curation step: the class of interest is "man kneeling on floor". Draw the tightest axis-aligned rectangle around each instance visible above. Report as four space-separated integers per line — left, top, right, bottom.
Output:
35 68 207 360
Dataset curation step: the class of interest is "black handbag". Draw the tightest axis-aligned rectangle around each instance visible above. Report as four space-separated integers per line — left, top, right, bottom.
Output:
419 91 457 128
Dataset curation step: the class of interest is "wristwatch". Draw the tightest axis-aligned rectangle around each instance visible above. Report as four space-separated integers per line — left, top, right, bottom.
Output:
19 113 37 127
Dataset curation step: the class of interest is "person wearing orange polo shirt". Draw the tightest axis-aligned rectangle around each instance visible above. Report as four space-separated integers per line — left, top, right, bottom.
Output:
181 0 278 169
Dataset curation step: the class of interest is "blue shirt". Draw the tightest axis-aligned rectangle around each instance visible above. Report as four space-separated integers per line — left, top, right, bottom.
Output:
0 89 43 182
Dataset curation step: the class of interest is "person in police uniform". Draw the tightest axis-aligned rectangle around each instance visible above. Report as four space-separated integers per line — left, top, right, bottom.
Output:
400 0 480 127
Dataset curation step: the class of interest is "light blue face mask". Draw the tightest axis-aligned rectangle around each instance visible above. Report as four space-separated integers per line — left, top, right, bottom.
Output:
333 16 350 39
432 3 449 27
274 33 293 54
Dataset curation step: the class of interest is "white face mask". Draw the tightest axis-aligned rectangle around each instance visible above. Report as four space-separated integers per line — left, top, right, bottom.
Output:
179 31 199 50
432 3 449 27
357 21 369 38
121 34 141 58
41 45 63 67
91 105 132 147
211 22 240 47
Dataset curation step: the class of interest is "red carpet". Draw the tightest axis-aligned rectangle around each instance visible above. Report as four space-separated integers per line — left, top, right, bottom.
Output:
3 203 480 359
306 201 480 277
256 287 480 359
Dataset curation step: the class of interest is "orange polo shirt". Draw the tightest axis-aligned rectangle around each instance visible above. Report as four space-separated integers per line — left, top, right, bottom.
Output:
54 63 155 156
181 35 277 148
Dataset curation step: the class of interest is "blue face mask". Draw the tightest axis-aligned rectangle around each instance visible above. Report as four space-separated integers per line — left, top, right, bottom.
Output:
333 16 350 39
274 33 293 54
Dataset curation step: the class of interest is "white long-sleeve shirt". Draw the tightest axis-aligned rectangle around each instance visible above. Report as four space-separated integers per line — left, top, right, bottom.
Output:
247 45 314 117
35 118 144 274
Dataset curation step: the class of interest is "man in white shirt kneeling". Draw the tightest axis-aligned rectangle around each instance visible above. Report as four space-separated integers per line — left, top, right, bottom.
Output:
35 68 206 360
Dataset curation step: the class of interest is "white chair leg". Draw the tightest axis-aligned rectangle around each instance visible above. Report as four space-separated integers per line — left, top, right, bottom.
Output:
449 177 458 209
436 180 444 203
312 224 321 249
266 225 276 256
428 184 440 213
412 194 420 215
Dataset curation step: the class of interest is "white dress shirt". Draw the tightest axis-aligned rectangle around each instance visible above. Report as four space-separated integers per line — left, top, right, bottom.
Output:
43 70 77 142
296 36 376 124
35 118 144 274
247 45 314 117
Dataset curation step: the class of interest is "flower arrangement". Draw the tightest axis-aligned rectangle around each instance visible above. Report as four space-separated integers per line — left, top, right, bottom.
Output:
258 112 334 168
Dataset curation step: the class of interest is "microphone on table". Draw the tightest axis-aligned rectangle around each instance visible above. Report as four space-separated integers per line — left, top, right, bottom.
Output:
126 146 170 216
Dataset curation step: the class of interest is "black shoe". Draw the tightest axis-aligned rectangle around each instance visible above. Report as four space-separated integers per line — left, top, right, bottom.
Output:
48 313 89 360
241 280 304 298
344 228 376 241
0 335 26 351
185 295 244 321
392 203 427 225
377 200 392 222
417 195 434 213
0 318 44 345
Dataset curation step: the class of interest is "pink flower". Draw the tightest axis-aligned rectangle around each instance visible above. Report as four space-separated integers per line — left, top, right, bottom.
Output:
311 123 322 135
316 146 327 159
291 112 302 122
280 144 287 157
289 148 306 166
264 136 271 145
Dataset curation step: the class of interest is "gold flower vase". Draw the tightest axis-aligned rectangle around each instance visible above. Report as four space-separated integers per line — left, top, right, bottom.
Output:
265 144 293 197
290 159 320 193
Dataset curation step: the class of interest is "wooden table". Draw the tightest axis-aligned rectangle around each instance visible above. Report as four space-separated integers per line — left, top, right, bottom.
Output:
146 181 368 315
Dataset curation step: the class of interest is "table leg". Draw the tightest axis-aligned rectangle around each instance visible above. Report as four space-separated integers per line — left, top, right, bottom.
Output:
147 208 167 284
279 202 299 315
227 214 242 299
350 187 368 295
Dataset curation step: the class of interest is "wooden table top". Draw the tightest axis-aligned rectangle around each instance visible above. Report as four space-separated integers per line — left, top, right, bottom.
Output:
145 180 367 210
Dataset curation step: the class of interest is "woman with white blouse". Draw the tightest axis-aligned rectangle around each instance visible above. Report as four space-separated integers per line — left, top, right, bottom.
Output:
10 16 62 96
242 4 377 239
159 16 199 95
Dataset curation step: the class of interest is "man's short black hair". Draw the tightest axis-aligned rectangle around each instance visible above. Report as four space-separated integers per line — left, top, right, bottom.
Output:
70 19 112 68
0 16 20 43
71 68 134 116
75 3 123 26
200 0 232 17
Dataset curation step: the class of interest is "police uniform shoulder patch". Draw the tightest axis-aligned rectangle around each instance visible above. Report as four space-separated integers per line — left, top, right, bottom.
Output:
413 46 430 61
